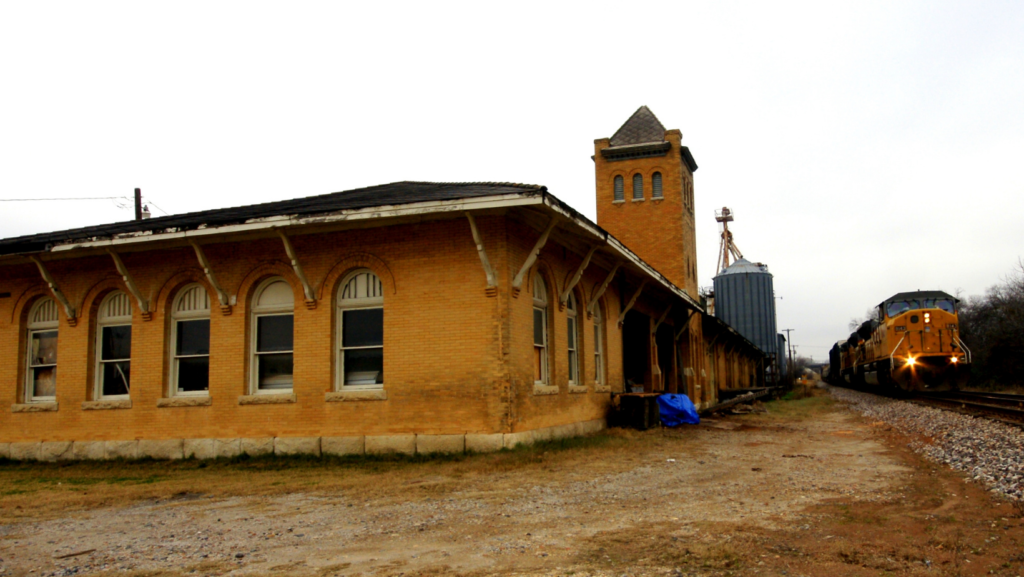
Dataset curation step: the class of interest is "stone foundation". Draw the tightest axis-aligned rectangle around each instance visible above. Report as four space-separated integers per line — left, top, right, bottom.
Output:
0 419 605 461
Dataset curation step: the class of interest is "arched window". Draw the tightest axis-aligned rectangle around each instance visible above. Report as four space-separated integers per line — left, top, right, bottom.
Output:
171 284 211 396
652 172 663 198
26 297 58 402
566 293 579 385
613 175 624 202
338 269 384 389
251 278 294 393
593 303 605 387
532 273 549 384
96 291 132 399
632 174 644 200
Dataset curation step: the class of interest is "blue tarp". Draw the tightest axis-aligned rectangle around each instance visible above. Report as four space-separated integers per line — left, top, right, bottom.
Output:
657 394 700 426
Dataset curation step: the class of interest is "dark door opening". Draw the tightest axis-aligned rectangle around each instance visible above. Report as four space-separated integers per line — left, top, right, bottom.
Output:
656 323 675 392
622 310 650 392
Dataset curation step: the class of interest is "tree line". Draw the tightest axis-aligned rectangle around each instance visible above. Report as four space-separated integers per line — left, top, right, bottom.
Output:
958 262 1024 390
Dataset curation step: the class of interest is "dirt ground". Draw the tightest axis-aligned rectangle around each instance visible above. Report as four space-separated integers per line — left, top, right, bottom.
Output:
2 392 1023 576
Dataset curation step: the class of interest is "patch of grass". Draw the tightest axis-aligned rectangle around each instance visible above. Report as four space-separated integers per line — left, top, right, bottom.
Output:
0 430 656 523
753 389 835 421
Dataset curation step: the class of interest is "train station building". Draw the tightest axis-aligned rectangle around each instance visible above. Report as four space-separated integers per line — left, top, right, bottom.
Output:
0 107 764 460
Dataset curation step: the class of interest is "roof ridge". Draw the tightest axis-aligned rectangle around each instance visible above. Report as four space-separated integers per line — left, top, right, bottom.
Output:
0 181 548 253
609 105 668 147
403 181 545 190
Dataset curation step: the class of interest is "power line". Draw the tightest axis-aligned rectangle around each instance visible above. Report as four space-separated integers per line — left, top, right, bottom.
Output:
3 195 172 216
0 197 130 202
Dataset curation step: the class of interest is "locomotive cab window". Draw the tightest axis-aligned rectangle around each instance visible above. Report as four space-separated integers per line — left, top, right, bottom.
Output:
886 300 920 317
922 298 956 314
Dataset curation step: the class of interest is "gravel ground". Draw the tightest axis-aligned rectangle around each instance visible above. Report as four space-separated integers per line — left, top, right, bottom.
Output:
0 410 907 576
828 385 1024 502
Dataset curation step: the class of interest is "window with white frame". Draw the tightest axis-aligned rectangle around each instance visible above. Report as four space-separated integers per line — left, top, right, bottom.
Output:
96 291 132 399
338 269 384 388
652 172 663 198
171 284 211 396
613 175 624 202
533 273 549 384
26 297 58 402
632 174 643 200
593 303 605 386
566 292 579 385
250 278 294 393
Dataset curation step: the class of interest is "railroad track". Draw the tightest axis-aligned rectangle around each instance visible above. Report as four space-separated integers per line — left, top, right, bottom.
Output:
911 390 1024 426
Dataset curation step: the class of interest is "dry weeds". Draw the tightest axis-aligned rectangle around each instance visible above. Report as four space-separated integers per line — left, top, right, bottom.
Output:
2 389 1023 576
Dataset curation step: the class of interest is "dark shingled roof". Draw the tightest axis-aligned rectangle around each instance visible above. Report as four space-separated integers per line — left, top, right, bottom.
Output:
881 290 959 305
0 182 545 256
609 106 666 146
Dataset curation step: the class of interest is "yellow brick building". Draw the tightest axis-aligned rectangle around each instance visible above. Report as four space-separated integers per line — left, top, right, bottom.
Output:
0 110 763 460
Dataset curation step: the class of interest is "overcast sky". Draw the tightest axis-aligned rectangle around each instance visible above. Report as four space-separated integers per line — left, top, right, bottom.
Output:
2 1 1023 361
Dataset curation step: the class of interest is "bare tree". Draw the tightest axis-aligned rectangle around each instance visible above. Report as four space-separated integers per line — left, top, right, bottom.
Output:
958 261 1024 389
848 308 878 332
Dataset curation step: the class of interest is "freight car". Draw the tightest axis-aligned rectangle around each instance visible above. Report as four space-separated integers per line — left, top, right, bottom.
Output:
827 290 971 392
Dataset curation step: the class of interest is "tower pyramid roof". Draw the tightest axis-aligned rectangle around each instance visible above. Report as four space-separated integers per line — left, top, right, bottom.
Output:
609 106 667 146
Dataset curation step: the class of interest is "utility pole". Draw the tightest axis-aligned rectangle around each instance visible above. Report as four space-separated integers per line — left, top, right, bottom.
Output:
782 328 795 386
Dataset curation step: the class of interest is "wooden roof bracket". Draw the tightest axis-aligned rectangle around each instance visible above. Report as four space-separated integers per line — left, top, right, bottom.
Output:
106 249 151 321
465 213 498 297
651 304 672 334
276 229 316 309
705 332 723 355
29 256 78 327
559 245 598 311
511 217 557 298
189 241 233 315
587 263 621 319
675 310 696 341
617 280 646 327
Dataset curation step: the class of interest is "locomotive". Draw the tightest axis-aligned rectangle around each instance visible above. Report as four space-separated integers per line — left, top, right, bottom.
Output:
827 290 971 392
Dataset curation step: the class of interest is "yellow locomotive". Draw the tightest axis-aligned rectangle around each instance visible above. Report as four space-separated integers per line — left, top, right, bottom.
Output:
828 291 971 392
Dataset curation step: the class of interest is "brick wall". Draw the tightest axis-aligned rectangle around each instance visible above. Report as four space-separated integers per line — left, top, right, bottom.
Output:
0 217 517 442
0 213 631 444
594 129 699 297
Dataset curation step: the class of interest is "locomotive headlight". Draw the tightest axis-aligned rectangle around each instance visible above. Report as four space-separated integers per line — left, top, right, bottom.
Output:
906 356 916 367
924 313 931 324
950 356 958 363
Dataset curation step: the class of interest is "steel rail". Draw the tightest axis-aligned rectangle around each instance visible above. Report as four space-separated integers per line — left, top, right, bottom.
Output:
912 391 1024 426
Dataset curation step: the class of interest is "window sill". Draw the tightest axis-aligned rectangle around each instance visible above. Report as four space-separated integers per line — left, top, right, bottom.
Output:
157 396 212 408
238 393 296 405
82 399 132 411
325 390 387 402
11 402 58 413
533 384 559 396
594 384 612 393
568 385 589 394
631 198 644 202
612 200 625 204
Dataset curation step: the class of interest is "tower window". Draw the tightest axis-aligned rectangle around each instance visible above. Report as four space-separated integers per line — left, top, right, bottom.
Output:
652 172 663 198
613 176 624 202
632 174 643 200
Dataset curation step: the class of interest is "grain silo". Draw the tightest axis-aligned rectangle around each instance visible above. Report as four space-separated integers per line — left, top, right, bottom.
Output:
711 207 783 380
713 259 778 355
